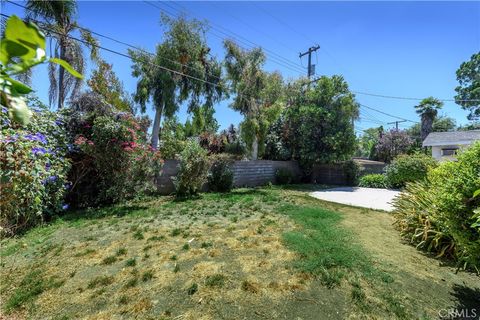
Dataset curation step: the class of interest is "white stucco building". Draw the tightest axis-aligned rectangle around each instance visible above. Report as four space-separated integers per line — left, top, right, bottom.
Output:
422 130 480 161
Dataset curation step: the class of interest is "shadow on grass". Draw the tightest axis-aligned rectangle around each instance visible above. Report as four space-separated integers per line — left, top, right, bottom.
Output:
450 284 480 319
59 204 150 223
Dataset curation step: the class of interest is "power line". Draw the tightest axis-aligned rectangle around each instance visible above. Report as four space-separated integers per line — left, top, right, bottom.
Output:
6 0 227 84
145 1 305 75
1 13 272 104
359 103 418 123
353 90 480 103
305 76 480 103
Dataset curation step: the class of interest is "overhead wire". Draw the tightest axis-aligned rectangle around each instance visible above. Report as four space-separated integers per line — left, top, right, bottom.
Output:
145 1 305 75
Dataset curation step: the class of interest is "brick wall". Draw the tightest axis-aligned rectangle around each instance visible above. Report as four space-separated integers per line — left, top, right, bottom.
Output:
156 160 302 195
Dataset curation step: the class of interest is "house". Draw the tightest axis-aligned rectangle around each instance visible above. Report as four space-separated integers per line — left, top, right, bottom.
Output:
422 130 480 161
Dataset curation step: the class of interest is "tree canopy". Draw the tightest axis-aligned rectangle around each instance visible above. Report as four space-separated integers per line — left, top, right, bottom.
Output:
130 14 225 148
272 75 359 167
455 52 480 120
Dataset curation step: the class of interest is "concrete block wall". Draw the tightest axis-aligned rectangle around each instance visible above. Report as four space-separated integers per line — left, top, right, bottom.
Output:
156 160 302 195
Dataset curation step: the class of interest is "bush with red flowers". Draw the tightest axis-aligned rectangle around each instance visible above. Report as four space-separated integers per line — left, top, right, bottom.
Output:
67 108 163 207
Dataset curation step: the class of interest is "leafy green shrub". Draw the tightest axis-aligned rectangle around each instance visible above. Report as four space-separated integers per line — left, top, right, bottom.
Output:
173 139 210 197
393 142 480 270
342 160 360 186
358 174 387 188
1 99 70 236
208 156 234 192
66 100 163 207
275 168 294 184
385 153 437 188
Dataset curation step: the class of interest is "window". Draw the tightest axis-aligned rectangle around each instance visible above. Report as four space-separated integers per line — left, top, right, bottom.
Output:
441 148 458 156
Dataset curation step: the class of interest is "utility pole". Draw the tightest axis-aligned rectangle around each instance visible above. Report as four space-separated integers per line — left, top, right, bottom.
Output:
299 45 320 80
387 120 407 131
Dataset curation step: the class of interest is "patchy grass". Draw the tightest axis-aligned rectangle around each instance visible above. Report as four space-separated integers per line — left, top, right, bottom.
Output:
1 186 479 319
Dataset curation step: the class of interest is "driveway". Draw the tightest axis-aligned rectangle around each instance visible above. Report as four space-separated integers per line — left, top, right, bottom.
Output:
309 187 401 212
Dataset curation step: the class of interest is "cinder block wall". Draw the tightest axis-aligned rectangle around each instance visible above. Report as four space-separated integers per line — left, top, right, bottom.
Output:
311 159 387 185
156 160 302 195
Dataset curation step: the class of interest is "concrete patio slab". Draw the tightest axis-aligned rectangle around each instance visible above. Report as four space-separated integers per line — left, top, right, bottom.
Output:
309 187 401 212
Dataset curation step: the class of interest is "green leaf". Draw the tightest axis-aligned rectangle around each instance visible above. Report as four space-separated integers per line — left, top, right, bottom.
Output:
4 76 33 94
4 16 45 61
50 58 83 79
0 40 29 65
473 189 480 198
7 96 32 125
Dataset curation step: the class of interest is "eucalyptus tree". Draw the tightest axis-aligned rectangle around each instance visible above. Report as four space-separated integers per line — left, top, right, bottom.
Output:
130 14 225 148
25 0 99 109
415 97 444 141
224 40 284 159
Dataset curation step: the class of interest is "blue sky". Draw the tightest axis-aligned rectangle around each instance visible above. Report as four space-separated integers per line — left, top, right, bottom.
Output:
4 1 480 132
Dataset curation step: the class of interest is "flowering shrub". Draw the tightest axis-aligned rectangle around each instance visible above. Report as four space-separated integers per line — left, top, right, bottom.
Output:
0 99 70 236
67 110 163 207
199 132 227 154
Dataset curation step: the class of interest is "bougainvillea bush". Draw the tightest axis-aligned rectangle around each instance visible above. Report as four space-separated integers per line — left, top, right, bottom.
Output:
65 96 163 207
0 99 70 236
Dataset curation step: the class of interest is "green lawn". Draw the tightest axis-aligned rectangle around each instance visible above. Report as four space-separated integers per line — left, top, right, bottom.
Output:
1 186 479 319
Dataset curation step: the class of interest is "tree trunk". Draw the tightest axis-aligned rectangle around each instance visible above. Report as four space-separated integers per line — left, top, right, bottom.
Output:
421 114 433 142
151 103 164 149
251 135 258 160
57 38 66 109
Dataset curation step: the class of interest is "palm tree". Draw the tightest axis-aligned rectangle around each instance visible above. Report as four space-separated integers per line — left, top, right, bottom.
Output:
415 97 444 141
26 0 99 109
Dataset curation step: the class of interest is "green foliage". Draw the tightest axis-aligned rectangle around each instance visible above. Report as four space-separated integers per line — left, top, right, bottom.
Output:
173 139 210 197
224 41 284 159
358 174 387 189
0 15 81 125
342 160 360 186
130 14 225 148
87 60 132 112
393 142 480 270
277 76 359 167
455 52 480 120
66 102 163 207
275 168 293 185
159 117 187 159
1 97 70 236
355 126 384 160
26 0 99 108
385 153 437 188
207 156 234 192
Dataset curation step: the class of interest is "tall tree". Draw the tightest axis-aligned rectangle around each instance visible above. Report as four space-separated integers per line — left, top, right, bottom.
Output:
25 0 99 109
414 97 444 141
87 59 133 112
278 76 359 166
130 14 224 148
224 40 283 159
455 52 480 120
